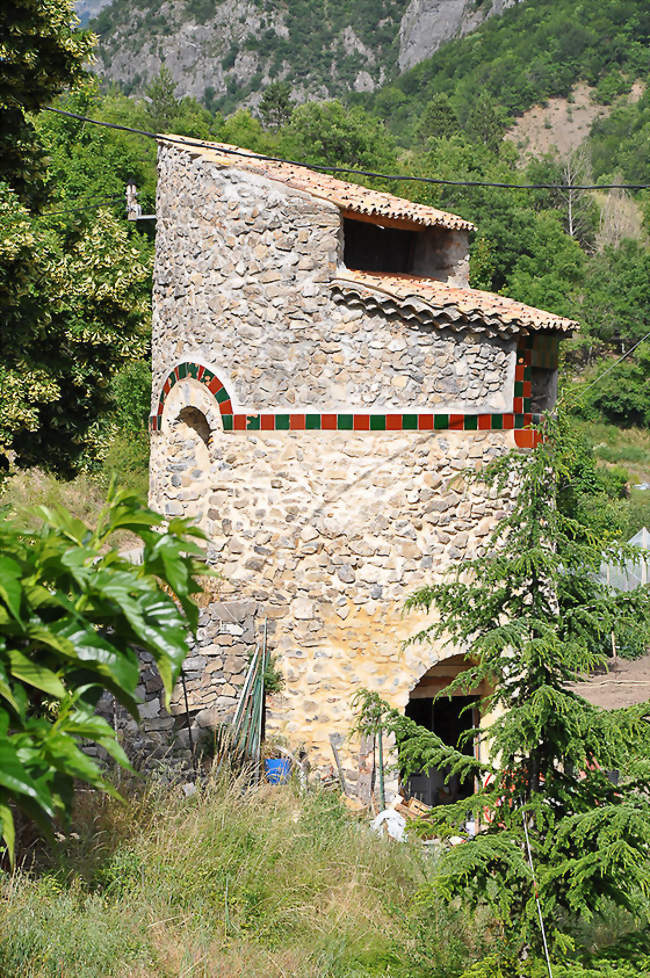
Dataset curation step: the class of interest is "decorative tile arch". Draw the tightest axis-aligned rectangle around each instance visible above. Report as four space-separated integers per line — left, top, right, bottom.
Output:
150 337 544 448
150 361 233 433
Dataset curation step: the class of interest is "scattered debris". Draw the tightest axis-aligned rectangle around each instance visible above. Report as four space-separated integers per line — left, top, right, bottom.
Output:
371 808 407 841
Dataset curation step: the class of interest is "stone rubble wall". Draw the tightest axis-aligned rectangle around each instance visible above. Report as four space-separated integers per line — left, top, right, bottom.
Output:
149 400 515 787
93 601 257 771
146 142 519 790
153 145 515 417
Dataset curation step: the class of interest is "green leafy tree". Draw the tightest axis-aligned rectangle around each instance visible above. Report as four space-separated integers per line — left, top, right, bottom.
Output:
281 100 397 174
0 0 95 208
417 93 459 143
0 187 152 475
462 92 508 153
355 410 650 962
259 81 293 130
0 488 206 863
145 65 181 132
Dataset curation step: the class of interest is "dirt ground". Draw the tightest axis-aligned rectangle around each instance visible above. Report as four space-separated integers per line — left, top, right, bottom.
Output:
507 79 645 160
568 652 650 709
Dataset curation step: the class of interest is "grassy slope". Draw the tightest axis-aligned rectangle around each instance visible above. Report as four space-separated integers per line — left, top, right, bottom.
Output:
0 776 491 978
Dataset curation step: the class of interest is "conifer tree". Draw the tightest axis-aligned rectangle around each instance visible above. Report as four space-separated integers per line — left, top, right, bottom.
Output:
355 410 650 961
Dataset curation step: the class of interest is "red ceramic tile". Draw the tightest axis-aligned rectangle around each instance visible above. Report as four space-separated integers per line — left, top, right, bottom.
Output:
353 414 370 431
207 377 222 395
523 413 533 427
418 414 435 430
515 365 525 381
197 364 204 381
163 379 171 396
321 414 337 430
502 413 515 430
386 415 402 430
290 414 306 430
260 414 275 431
233 414 246 431
173 366 180 381
513 397 524 414
514 430 535 449
449 414 464 431
522 381 532 398
219 399 232 415
478 415 492 430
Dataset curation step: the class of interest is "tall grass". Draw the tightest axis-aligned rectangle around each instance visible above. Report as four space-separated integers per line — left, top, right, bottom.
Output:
0 772 490 978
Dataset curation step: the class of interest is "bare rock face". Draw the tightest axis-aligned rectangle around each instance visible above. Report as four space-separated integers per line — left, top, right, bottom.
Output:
90 0 522 107
398 0 519 72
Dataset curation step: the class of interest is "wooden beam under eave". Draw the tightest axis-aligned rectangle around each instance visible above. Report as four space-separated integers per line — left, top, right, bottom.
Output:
410 680 492 699
340 208 430 233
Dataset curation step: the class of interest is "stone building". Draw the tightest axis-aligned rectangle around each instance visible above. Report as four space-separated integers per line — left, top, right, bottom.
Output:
146 137 575 796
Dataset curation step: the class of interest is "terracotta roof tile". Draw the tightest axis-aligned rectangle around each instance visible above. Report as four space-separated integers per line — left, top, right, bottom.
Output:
161 136 475 232
331 270 577 335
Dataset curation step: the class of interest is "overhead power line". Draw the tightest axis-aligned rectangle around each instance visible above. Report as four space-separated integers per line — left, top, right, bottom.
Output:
43 106 650 192
40 194 123 219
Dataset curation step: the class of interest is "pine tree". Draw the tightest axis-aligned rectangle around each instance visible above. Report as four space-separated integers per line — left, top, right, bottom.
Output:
355 410 650 962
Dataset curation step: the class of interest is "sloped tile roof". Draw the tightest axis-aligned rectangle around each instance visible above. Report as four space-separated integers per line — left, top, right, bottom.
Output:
161 136 475 232
331 270 577 335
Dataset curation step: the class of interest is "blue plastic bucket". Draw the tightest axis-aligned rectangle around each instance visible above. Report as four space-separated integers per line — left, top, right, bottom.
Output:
265 758 291 784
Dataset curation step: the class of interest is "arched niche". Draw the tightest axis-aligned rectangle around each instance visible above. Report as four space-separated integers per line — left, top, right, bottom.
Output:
158 377 223 530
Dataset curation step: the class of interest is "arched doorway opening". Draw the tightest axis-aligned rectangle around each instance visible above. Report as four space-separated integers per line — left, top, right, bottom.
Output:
404 654 489 807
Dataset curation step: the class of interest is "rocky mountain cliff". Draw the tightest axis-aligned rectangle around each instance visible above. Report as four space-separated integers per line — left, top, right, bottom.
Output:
89 0 519 111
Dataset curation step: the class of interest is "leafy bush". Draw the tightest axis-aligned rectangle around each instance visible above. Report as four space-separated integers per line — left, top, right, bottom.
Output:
0 489 206 861
109 360 152 435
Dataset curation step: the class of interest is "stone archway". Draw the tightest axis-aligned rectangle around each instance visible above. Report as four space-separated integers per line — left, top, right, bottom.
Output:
403 655 490 808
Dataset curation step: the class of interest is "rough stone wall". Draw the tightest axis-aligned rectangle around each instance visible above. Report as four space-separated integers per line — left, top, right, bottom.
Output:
149 394 515 784
147 143 522 789
94 601 257 770
153 145 515 417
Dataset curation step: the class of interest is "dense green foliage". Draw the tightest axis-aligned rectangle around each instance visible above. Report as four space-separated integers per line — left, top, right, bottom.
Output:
356 411 650 965
0 0 94 206
0 489 206 863
368 0 650 145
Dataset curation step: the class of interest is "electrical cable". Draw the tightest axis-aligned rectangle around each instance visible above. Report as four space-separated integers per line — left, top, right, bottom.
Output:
40 195 123 218
43 106 650 192
565 330 650 399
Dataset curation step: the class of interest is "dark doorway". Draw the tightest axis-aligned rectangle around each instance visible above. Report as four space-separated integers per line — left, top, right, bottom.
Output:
404 695 477 807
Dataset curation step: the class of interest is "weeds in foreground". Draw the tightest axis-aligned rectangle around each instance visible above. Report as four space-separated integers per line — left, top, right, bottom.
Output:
1 771 648 978
0 771 479 978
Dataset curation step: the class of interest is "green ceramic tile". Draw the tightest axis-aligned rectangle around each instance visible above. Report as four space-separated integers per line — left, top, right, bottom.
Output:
433 414 449 430
337 414 353 430
246 415 260 430
514 381 524 396
222 414 233 432
306 414 321 429
402 414 418 430
491 415 503 430
463 415 478 430
275 414 290 430
370 415 386 431
215 387 230 403
178 363 188 379
523 398 532 413
514 414 525 428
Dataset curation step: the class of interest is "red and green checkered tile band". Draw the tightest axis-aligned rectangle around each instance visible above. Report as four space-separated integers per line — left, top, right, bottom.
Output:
149 337 544 448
